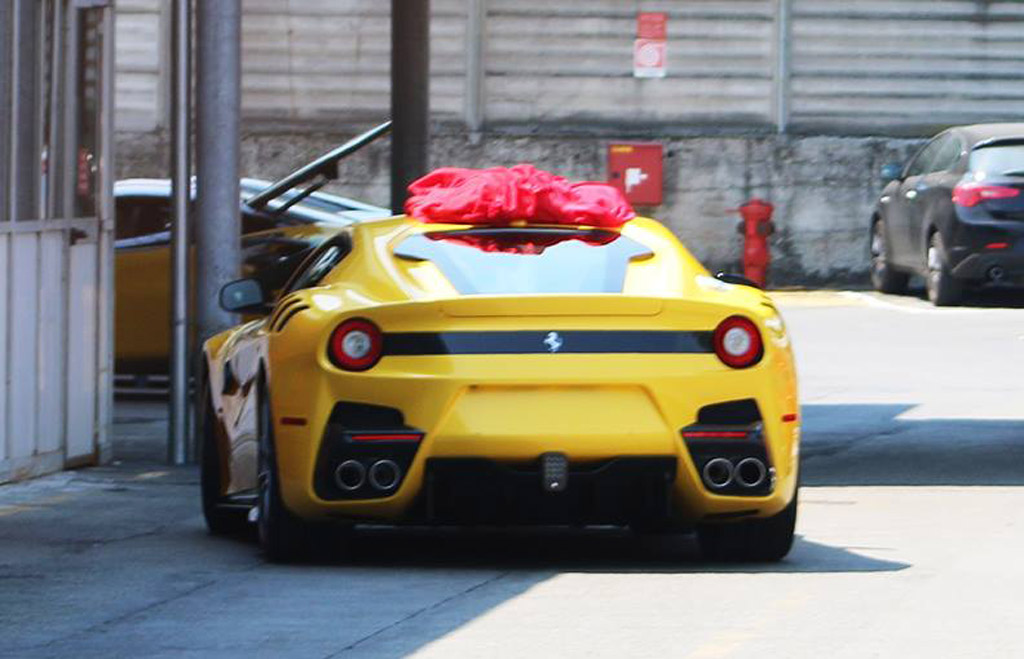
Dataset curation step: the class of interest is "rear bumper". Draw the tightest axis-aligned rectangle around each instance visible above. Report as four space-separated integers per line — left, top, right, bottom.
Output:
949 217 1024 282
272 377 798 526
269 326 799 526
950 248 1024 281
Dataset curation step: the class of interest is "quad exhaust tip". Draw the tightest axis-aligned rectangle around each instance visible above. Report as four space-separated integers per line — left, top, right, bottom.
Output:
735 457 767 488
702 458 734 489
334 460 366 491
368 459 401 491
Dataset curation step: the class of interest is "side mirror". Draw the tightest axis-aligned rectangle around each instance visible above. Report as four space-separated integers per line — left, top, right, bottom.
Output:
880 162 903 182
219 278 270 314
715 271 763 290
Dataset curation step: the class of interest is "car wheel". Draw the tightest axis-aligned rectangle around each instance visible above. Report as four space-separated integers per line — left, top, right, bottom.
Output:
256 386 310 563
696 489 798 562
926 232 963 306
870 220 909 294
200 380 247 535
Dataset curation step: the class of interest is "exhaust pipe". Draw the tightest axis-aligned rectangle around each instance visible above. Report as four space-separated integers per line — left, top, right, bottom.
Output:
735 457 767 488
334 460 366 491
368 459 401 491
702 458 734 489
988 265 1006 282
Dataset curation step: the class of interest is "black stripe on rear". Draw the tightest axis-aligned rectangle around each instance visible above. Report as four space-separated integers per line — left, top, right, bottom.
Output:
382 330 714 355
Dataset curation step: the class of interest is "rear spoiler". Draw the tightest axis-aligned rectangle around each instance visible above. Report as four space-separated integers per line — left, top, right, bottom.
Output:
244 120 392 214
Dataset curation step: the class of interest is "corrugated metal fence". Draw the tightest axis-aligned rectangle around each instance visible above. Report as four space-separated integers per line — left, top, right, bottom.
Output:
790 1 1024 131
1 1 115 484
115 1 1024 134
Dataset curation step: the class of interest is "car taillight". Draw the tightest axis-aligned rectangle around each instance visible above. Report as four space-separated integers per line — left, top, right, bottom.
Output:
328 318 383 371
713 316 763 369
952 183 1021 207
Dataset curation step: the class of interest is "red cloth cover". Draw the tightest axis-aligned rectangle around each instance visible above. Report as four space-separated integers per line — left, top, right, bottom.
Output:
405 164 636 228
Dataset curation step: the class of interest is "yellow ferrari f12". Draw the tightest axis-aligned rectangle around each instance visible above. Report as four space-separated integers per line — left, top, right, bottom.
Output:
200 182 800 563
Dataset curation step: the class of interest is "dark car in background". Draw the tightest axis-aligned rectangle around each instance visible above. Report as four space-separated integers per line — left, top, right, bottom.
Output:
870 123 1024 305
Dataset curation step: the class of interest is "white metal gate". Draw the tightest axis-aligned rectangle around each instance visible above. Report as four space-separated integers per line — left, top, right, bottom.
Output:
0 0 114 483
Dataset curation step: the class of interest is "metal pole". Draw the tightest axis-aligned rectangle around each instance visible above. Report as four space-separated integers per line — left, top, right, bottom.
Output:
46 1 64 220
168 0 191 465
464 0 485 143
61 5 79 218
195 0 241 462
773 0 791 134
0 0 12 222
10 0 41 222
95 1 117 464
390 0 431 213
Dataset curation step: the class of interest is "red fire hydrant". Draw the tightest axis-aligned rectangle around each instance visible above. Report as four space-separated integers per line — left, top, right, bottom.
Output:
736 198 775 288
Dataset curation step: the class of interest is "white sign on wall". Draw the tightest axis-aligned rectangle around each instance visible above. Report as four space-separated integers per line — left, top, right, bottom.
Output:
633 38 666 78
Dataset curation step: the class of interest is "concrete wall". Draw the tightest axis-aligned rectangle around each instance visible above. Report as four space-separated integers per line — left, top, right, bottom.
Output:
123 0 1024 284
116 127 923 285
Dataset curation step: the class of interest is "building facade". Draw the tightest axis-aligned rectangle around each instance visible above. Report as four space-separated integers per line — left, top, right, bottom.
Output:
115 0 1024 281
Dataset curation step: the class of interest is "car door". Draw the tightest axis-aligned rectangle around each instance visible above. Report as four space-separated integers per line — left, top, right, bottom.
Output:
907 134 965 268
888 137 944 268
114 195 172 373
222 234 353 493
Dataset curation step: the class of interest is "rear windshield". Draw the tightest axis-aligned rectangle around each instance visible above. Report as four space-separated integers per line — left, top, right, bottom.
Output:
394 227 652 295
970 144 1024 176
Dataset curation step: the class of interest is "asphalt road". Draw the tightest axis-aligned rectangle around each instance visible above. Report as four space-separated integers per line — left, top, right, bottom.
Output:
3 289 1024 658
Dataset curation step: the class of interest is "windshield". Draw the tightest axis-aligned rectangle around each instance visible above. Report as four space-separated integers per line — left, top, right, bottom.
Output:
394 227 652 295
969 144 1024 176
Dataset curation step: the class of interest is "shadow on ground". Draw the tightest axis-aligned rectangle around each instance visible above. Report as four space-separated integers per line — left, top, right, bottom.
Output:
897 282 1024 308
801 403 1024 486
324 526 909 575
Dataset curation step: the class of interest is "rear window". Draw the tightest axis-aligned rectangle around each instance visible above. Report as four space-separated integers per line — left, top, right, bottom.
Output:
970 144 1024 176
394 227 652 295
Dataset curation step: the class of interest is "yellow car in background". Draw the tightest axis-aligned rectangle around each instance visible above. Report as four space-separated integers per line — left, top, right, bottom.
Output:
199 174 801 563
114 123 392 383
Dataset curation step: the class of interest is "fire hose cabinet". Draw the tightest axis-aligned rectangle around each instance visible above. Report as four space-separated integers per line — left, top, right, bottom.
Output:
608 143 663 206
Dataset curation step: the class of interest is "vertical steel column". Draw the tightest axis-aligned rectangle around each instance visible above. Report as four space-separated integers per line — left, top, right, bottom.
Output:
390 0 431 213
0 0 9 461
60 4 79 218
10 0 41 221
95 2 116 464
168 0 191 465
0 0 12 221
195 0 241 461
464 0 486 143
773 0 791 134
45 1 65 220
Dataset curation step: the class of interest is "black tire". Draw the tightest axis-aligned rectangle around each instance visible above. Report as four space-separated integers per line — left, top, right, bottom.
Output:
200 382 247 535
256 386 312 563
870 219 909 294
697 489 798 562
926 231 963 306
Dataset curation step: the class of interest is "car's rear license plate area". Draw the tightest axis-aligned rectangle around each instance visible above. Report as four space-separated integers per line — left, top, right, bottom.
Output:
422 456 676 526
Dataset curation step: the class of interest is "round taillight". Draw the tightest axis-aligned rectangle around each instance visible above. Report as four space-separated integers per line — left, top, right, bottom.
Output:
713 316 763 369
328 318 383 371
